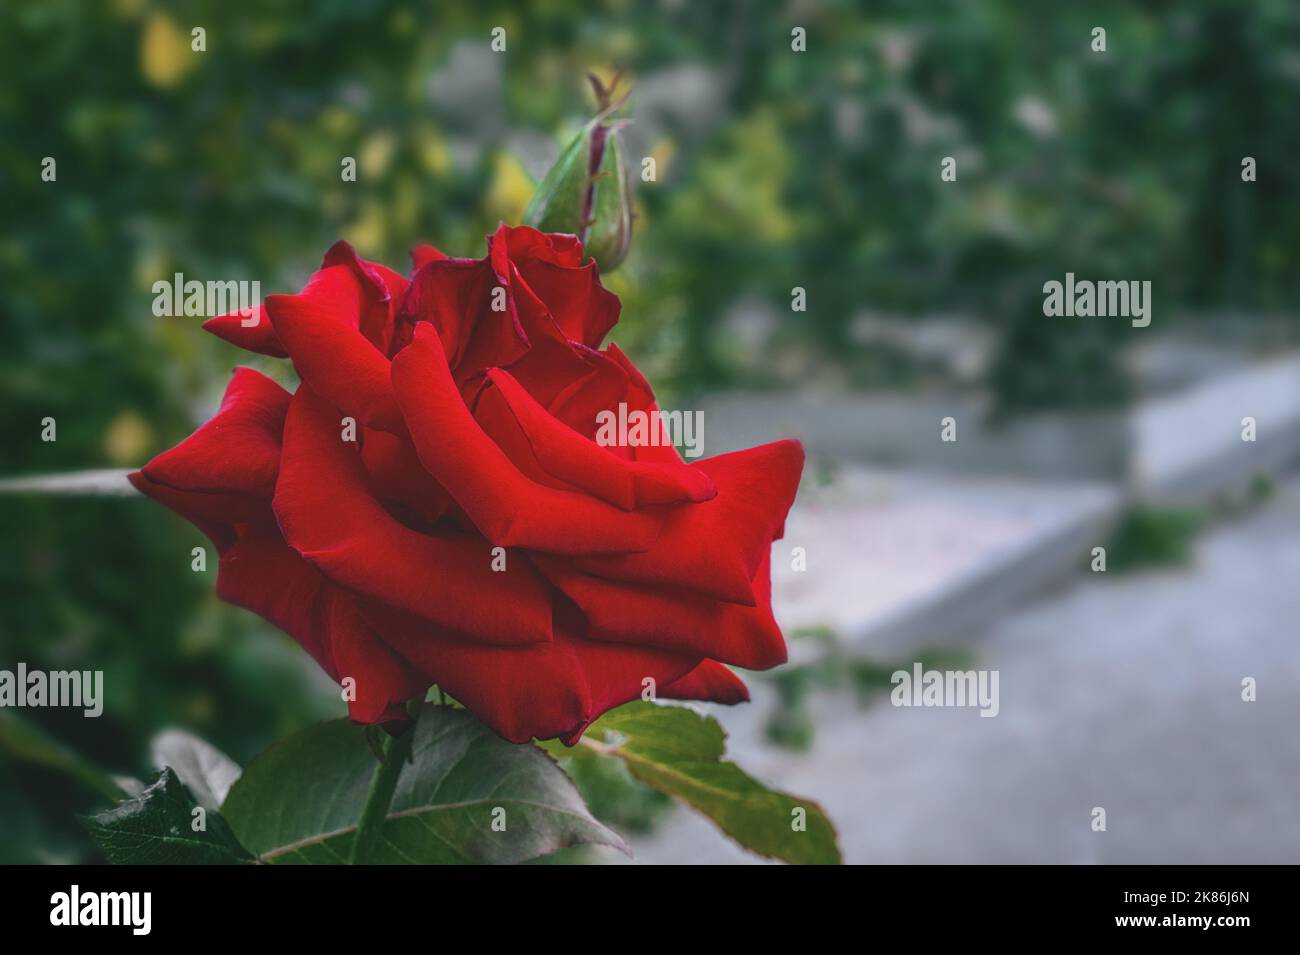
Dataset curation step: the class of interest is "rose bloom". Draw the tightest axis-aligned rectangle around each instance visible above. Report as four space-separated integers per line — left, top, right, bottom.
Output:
132 227 802 743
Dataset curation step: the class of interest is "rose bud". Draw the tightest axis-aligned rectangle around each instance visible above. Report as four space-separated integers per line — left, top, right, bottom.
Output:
524 74 633 272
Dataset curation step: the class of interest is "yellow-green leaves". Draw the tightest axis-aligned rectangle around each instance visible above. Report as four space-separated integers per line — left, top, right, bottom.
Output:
554 701 843 864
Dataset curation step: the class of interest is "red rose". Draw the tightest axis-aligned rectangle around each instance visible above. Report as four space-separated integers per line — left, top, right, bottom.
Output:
131 225 803 743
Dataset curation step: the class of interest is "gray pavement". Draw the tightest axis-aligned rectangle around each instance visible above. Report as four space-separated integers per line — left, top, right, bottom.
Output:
622 475 1300 864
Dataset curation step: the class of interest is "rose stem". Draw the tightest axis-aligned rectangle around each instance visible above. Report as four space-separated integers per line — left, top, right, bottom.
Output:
348 708 419 864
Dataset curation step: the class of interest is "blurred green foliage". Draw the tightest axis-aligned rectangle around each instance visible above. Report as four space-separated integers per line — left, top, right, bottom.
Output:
562 750 674 835
2 0 1299 860
1101 505 1207 572
1099 473 1275 575
764 634 975 751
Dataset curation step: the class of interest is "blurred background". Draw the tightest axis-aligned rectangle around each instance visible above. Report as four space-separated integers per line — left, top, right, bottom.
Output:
3 0 1300 863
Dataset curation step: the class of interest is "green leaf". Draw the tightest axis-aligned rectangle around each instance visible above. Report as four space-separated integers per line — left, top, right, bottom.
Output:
151 729 241 810
581 701 842 864
82 768 253 864
221 704 628 864
0 710 125 802
561 748 673 834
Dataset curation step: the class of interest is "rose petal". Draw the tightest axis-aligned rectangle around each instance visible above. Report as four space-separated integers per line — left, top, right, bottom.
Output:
128 471 266 552
557 632 700 745
604 343 657 409
202 305 287 357
572 440 804 604
320 240 410 356
410 243 448 270
504 335 615 415
373 607 589 744
274 385 553 644
141 367 289 499
218 521 425 722
359 426 453 527
399 255 530 380
495 224 585 269
513 254 620 348
391 324 665 554
659 661 751 705
474 368 716 510
372 602 700 744
536 551 786 670
399 226 615 386
265 265 404 431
